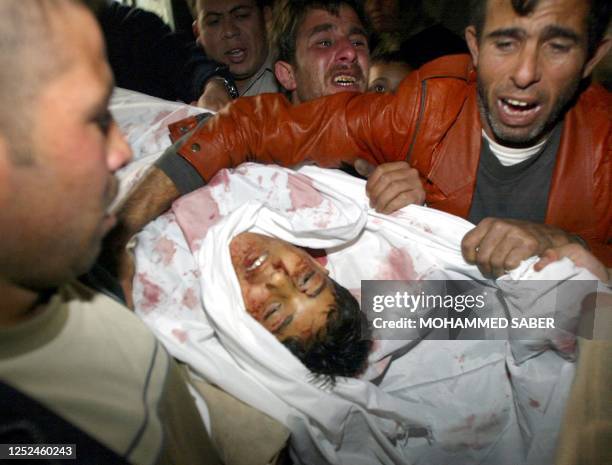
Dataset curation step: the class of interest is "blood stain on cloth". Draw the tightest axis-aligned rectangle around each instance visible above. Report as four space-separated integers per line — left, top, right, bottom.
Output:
376 247 417 280
554 333 577 355
443 410 506 452
529 398 540 409
287 173 323 211
172 328 188 343
138 273 163 313
182 288 199 310
208 169 231 192
188 269 201 279
151 110 172 125
154 236 176 266
173 188 221 250
465 414 476 429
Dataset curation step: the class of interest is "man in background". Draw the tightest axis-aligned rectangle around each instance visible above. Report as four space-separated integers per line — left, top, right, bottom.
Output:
87 0 238 110
271 0 370 103
194 0 280 97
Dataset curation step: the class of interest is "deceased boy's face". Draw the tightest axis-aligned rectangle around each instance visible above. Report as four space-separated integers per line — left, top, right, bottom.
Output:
230 232 335 342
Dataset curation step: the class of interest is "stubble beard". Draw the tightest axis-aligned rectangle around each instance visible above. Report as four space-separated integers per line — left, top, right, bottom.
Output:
476 76 582 148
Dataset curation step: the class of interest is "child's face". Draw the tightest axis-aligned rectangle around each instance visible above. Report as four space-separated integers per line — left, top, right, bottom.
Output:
368 61 412 93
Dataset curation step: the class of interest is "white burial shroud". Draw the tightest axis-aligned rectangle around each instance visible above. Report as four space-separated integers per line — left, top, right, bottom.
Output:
133 163 599 465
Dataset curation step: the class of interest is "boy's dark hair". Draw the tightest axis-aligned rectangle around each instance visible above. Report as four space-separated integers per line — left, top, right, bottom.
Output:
282 279 372 386
370 49 407 65
271 0 371 65
470 0 611 56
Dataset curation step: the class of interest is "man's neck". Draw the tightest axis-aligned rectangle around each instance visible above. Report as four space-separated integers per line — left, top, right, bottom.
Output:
234 52 272 95
0 279 46 327
482 129 550 167
290 91 302 105
235 77 250 95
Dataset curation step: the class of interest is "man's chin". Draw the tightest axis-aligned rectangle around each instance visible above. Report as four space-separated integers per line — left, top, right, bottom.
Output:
227 63 258 82
493 130 543 148
488 116 550 148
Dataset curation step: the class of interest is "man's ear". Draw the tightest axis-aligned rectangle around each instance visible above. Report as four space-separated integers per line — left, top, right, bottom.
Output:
193 20 203 46
582 36 612 78
465 26 480 68
275 60 297 92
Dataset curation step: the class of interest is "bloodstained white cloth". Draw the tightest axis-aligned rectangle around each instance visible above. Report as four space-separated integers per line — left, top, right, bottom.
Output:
133 164 598 465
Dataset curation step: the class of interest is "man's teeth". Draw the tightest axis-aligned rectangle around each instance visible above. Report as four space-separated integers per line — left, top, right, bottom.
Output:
228 49 244 56
502 98 535 109
334 75 356 86
246 253 268 271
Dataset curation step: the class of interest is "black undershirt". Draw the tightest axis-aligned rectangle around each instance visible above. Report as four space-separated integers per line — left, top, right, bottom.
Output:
468 124 562 225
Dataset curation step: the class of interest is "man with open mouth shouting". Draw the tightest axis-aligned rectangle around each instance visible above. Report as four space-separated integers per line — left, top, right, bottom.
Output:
194 0 280 97
271 0 371 104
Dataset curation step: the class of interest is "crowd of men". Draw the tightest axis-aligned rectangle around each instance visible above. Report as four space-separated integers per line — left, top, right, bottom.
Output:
1 0 610 463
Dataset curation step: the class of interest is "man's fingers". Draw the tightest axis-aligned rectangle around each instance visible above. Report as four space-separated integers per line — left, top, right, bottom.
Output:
380 191 423 214
368 169 410 199
463 218 558 277
489 240 536 277
354 158 376 178
486 234 521 277
461 220 494 264
366 164 424 211
365 161 414 191
372 181 420 213
535 244 609 282
197 78 233 111
534 249 558 272
197 96 230 112
469 225 510 276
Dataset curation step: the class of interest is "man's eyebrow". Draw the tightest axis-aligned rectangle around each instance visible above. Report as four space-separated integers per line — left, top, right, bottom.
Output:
540 25 580 43
230 5 252 14
202 11 220 18
308 23 334 39
203 4 252 18
486 26 581 44
89 80 114 118
349 26 368 37
486 27 525 41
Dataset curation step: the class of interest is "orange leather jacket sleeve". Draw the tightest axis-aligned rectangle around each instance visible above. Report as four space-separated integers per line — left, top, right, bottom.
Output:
169 73 429 182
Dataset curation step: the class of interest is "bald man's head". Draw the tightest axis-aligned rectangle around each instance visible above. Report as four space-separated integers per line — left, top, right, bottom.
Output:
0 0 80 162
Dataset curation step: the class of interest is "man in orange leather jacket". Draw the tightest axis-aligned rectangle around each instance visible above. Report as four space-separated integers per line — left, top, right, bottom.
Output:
117 0 611 274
